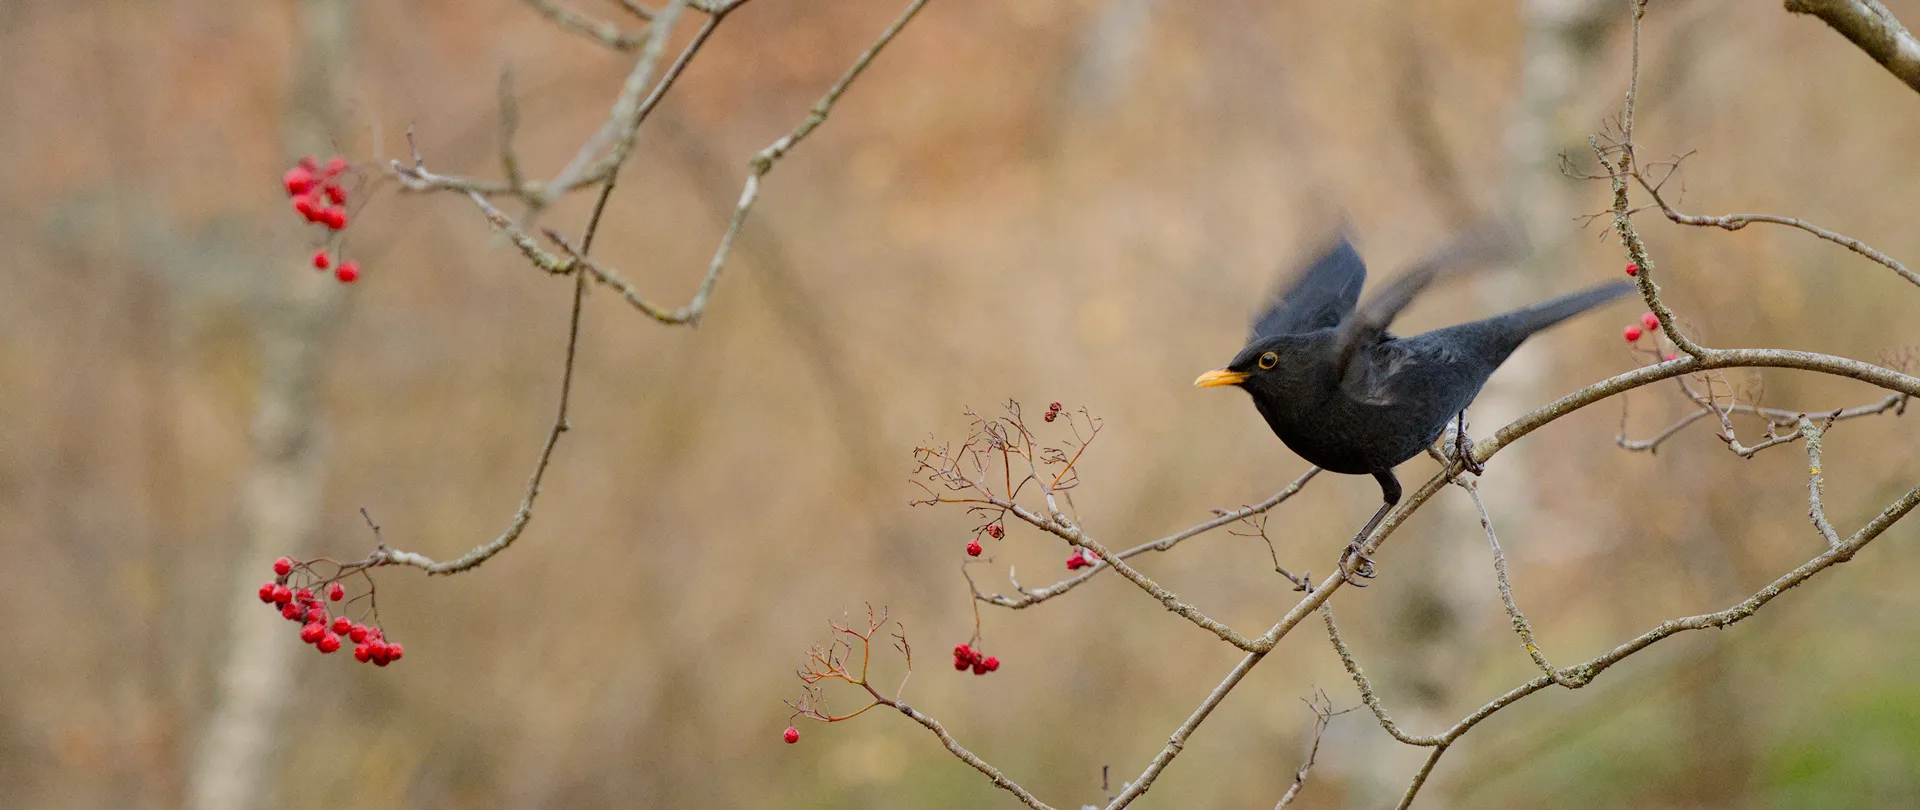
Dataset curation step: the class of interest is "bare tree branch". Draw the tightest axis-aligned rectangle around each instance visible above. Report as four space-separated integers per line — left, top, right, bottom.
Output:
1785 0 1920 94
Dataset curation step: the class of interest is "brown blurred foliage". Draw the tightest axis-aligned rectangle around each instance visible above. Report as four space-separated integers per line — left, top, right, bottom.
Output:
3 1 1919 808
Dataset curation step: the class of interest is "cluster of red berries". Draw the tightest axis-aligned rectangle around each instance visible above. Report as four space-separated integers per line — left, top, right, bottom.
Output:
1622 311 1659 343
256 556 403 666
1065 548 1095 570
282 156 362 284
964 522 1005 557
1043 401 1063 423
952 643 1000 675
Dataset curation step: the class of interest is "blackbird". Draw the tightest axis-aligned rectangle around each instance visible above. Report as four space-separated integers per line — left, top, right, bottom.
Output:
1194 231 1633 581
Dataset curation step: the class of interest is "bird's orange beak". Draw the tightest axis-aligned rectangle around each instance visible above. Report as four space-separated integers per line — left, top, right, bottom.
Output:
1193 368 1249 388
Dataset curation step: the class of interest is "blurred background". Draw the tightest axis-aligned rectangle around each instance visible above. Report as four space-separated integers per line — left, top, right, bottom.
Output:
4 0 1920 807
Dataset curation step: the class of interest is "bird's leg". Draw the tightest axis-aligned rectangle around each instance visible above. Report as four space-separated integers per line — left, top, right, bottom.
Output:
1452 410 1484 475
1339 472 1402 585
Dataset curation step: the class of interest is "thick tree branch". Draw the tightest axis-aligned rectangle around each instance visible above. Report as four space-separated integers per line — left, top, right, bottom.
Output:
1785 0 1920 94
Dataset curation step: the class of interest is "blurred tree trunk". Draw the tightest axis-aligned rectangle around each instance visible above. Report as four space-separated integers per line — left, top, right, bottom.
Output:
185 2 351 809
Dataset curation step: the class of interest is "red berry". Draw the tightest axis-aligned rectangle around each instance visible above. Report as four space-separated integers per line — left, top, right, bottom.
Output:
297 156 319 171
327 582 345 601
323 157 348 176
1043 412 1057 422
348 625 370 643
1048 402 1062 412
953 658 970 671
965 540 982 557
783 726 800 744
300 623 325 644
353 644 372 663
293 195 321 221
971 660 987 675
1624 325 1643 342
273 557 294 576
985 523 1003 539
371 645 392 667
318 634 342 653
280 603 301 620
283 168 316 196
1066 551 1089 570
1663 353 1678 362
258 583 277 603
1640 312 1659 331
312 250 330 270
295 588 313 601
332 617 352 635
983 656 1000 672
305 607 327 624
385 643 403 661
335 261 360 284
272 585 293 604
1625 262 1639 277
953 643 971 657
323 183 347 205
320 208 347 230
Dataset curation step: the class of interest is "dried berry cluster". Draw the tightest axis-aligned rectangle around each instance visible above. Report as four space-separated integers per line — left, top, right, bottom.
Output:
964 522 1004 557
282 156 362 284
1042 401 1063 422
952 643 1000 675
256 556 403 666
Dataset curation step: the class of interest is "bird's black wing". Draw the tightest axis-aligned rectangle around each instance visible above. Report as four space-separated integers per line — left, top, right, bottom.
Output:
1331 221 1523 380
1249 235 1367 340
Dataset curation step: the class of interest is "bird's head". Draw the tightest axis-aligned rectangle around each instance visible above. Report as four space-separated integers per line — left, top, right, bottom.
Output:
1193 336 1305 395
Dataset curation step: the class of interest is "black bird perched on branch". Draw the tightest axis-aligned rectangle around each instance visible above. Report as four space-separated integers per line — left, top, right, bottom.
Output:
1194 229 1633 581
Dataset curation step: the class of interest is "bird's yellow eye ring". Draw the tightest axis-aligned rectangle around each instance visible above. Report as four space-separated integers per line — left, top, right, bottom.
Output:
1258 352 1278 370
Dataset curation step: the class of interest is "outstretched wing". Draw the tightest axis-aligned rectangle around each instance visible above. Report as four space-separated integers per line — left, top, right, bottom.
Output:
1249 235 1366 340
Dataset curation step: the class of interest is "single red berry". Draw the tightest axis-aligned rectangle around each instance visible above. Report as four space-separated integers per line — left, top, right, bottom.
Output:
273 557 294 576
332 617 352 635
1640 312 1659 331
317 634 342 654
295 588 313 601
281 603 303 620
353 644 372 663
258 583 277 603
348 625 370 643
783 726 800 744
953 658 970 671
297 156 319 171
312 250 331 270
1625 262 1639 277
272 585 293 604
327 582 345 601
985 523 1003 539
283 167 316 196
371 645 392 667
1043 412 1057 422
320 208 347 230
300 622 325 644
306 607 327 624
323 183 347 205
386 643 403 661
293 195 321 221
966 540 983 557
953 643 971 658
983 656 1000 672
1048 401 1062 412
1624 325 1643 342
335 261 360 284
323 156 348 176
971 660 988 675
1663 353 1678 362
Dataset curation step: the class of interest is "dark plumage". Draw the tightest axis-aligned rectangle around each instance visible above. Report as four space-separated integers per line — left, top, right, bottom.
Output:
1195 231 1634 579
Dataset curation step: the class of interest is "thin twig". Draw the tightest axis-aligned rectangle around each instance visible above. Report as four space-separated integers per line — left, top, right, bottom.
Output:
522 0 649 50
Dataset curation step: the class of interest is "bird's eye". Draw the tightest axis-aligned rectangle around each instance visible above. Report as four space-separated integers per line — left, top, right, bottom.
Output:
1258 352 1278 370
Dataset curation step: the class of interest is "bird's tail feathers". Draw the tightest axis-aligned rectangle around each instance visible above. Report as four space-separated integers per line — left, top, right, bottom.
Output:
1501 281 1637 337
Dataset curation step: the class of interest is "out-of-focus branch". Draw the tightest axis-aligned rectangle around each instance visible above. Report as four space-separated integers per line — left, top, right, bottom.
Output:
522 0 649 50
1785 0 1920 94
362 172 621 575
1457 479 1580 688
1274 691 1341 809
